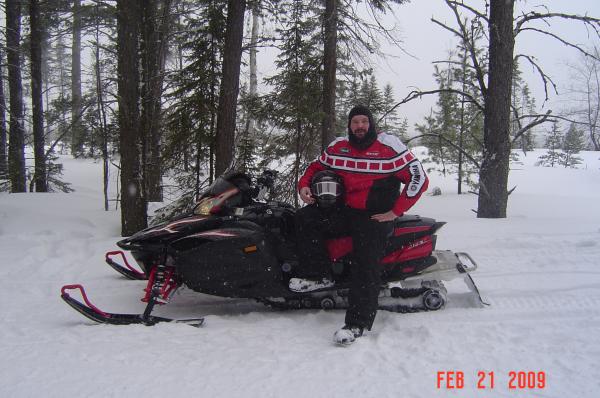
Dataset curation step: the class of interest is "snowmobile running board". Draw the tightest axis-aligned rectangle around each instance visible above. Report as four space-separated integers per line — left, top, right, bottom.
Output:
60 284 204 327
105 251 148 280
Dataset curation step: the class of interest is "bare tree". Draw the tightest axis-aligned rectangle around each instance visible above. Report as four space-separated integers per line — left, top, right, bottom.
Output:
215 0 247 177
565 46 600 151
388 0 599 218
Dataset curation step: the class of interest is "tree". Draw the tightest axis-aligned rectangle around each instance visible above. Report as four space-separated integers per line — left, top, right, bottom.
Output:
321 0 338 149
536 120 563 167
140 0 172 202
71 0 84 157
117 0 147 236
566 46 600 151
511 62 536 153
0 46 7 181
6 0 27 193
215 0 246 176
260 0 324 205
163 0 227 196
393 0 599 217
30 0 48 192
476 0 515 218
561 123 586 168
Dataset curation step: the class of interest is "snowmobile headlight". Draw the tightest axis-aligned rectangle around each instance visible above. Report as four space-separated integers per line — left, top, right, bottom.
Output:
194 198 215 216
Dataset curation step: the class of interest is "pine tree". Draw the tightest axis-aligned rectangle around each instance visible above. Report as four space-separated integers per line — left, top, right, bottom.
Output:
163 0 227 196
536 120 564 167
561 123 586 168
260 0 323 206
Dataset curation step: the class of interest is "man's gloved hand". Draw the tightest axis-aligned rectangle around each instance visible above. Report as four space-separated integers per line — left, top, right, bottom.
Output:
371 210 399 222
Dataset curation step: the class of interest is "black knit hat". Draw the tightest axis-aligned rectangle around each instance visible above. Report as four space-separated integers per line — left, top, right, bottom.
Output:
348 105 374 122
347 105 377 149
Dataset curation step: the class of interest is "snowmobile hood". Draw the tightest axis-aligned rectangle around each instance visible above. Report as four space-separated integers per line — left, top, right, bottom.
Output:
117 215 223 250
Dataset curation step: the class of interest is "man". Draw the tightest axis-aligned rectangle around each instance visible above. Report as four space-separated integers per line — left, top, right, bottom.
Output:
294 105 429 345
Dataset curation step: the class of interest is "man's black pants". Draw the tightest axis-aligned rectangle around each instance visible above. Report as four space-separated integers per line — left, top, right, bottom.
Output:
295 205 393 330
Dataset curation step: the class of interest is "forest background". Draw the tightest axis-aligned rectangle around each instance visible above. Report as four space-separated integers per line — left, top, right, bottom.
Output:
0 0 599 235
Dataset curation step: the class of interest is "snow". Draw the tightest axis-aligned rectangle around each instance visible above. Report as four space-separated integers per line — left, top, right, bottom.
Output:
1 150 599 398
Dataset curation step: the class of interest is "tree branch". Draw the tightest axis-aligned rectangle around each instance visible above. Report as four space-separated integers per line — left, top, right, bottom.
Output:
379 88 484 124
517 26 600 60
515 11 600 38
511 110 553 144
514 54 558 101
406 133 482 169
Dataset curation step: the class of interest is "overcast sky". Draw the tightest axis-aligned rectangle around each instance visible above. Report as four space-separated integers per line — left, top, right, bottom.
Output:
254 1 600 134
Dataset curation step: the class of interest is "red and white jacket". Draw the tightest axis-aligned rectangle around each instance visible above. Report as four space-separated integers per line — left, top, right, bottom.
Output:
299 133 428 216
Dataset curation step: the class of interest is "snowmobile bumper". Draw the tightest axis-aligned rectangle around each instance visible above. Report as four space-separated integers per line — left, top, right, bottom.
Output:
105 251 148 280
60 284 204 327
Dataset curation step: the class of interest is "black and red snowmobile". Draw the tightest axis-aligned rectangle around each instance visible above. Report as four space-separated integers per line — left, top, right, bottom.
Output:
61 170 487 326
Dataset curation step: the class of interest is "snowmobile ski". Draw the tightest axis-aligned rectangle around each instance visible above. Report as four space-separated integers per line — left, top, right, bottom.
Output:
60 285 204 327
105 251 147 280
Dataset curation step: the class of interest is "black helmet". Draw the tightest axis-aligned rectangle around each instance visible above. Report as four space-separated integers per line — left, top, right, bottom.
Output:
311 170 343 208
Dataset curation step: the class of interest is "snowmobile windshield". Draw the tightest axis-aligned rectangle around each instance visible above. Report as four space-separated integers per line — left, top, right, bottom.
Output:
205 177 238 198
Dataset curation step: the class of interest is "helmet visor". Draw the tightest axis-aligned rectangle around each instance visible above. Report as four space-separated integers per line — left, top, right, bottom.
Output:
313 181 342 198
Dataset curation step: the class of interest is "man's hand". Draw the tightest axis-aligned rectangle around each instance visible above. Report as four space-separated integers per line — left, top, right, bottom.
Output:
371 210 398 222
299 186 315 204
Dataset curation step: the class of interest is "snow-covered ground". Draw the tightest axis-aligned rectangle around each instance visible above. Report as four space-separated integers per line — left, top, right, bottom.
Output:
1 150 599 398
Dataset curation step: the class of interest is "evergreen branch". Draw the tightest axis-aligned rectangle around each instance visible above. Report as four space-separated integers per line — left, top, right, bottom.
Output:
432 2 488 96
406 133 482 169
445 1 488 97
45 102 94 158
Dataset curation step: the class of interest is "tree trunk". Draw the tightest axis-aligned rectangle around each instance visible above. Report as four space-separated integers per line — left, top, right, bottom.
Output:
321 0 338 149
215 0 246 177
71 0 84 157
117 0 147 236
6 0 27 192
94 4 110 211
140 0 171 202
477 0 515 218
30 0 48 192
0 46 7 179
247 3 259 136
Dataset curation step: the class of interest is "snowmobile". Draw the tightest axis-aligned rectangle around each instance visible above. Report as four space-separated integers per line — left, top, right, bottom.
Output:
61 170 487 326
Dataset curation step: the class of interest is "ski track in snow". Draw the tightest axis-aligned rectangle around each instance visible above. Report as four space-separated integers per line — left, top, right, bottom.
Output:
1 152 600 398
